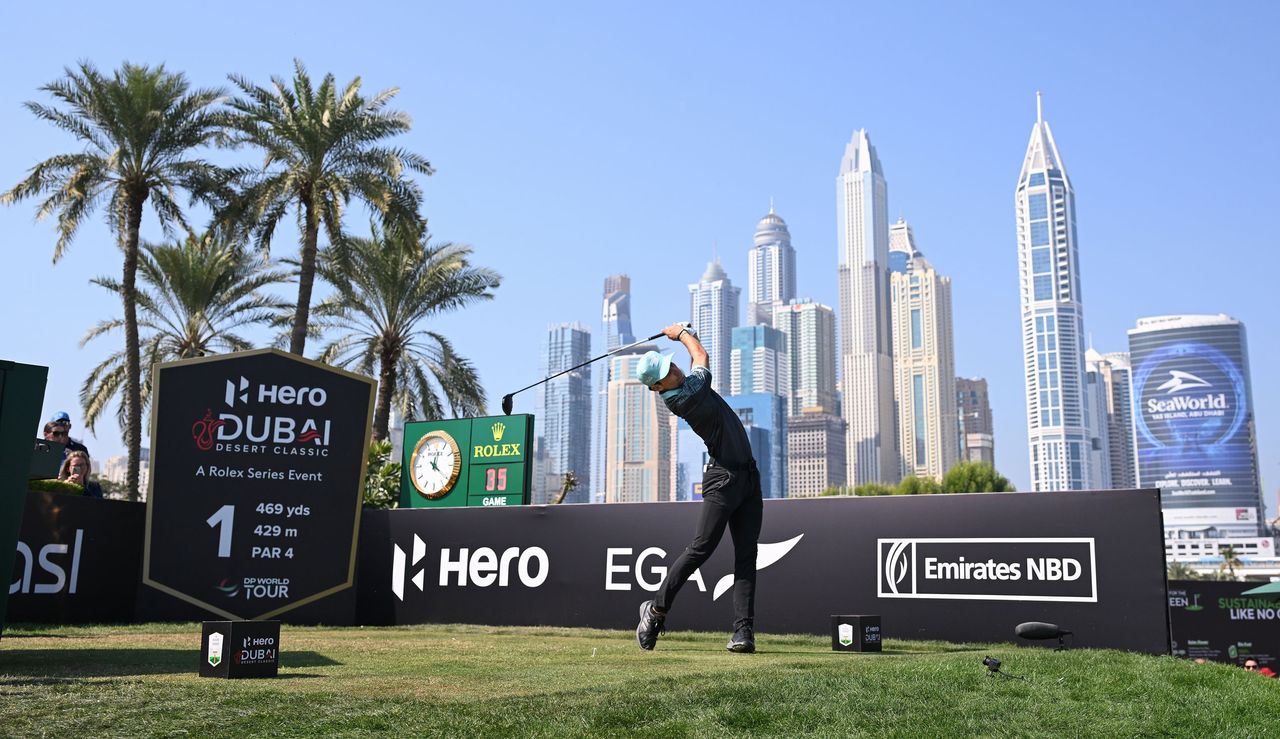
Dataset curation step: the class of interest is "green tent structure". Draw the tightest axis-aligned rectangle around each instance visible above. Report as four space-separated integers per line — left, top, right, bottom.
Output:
1239 581 1280 602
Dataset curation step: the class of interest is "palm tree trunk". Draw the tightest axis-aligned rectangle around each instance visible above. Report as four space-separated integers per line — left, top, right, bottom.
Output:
123 192 147 502
290 193 319 355
372 347 398 441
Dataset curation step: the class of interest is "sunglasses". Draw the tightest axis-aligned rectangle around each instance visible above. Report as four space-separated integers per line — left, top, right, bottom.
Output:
49 430 69 437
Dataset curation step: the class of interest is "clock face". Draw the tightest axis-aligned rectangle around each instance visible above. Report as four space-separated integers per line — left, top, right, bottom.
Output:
410 431 462 499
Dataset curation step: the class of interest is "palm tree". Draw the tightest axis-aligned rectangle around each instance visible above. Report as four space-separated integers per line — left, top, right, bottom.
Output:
1218 545 1244 581
1166 561 1201 581
313 220 500 440
223 59 433 356
2 62 230 500
80 232 290 446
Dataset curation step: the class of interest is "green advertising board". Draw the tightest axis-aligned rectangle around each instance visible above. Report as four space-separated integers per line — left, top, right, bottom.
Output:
400 414 533 508
0 360 48 638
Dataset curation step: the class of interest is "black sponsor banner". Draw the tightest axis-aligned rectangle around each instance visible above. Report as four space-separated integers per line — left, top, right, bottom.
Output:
1168 580 1280 666
145 349 374 621
8 492 144 623
357 489 1170 653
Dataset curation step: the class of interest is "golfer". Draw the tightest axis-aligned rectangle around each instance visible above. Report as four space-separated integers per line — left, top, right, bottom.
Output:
633 322 763 653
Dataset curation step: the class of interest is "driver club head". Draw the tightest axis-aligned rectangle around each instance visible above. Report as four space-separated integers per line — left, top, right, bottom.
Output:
501 394 514 416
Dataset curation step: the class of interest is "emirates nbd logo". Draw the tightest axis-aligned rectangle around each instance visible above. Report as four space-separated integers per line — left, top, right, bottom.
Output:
877 538 1098 603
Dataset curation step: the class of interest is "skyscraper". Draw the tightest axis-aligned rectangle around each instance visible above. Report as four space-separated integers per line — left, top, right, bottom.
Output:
729 324 790 397
1016 94 1103 491
956 378 995 466
689 260 740 394
787 410 846 498
605 348 679 503
1128 314 1263 538
729 324 790 499
888 218 958 481
1083 350 1113 490
537 322 592 504
772 300 838 414
837 129 898 485
747 205 796 326
1086 349 1138 489
593 275 636 501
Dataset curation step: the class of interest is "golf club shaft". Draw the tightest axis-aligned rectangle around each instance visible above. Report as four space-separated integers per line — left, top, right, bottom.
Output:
504 323 690 400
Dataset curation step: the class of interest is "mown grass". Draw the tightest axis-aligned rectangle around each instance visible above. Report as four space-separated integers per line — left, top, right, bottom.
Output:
2 622 1277 737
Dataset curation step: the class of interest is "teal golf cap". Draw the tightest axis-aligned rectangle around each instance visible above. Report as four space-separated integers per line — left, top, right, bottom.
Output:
635 351 673 387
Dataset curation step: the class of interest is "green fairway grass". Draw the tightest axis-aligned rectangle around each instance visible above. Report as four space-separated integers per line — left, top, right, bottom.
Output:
2 622 1277 737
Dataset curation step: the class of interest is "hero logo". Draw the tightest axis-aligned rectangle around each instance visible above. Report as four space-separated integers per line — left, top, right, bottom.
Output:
10 530 83 596
878 537 1097 602
192 376 332 454
392 534 549 601
605 534 803 599
226 376 250 406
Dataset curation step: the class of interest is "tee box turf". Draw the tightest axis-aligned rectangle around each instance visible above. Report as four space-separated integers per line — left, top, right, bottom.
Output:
200 620 281 678
831 615 881 652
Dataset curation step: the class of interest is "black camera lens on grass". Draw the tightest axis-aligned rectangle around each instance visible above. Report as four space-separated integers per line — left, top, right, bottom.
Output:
982 656 1001 674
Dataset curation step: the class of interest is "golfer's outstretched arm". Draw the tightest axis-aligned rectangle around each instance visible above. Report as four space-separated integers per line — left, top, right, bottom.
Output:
663 323 708 370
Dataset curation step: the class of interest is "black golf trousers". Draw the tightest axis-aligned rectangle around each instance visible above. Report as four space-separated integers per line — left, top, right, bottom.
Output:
655 462 763 630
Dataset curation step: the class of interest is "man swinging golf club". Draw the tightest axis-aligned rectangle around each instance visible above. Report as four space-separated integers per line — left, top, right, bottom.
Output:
633 322 763 654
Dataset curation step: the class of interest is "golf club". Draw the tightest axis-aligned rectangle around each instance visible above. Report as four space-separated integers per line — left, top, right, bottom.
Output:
501 323 693 415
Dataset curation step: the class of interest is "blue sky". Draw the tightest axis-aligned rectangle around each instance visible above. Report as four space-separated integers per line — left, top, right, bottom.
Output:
1 1 1277 511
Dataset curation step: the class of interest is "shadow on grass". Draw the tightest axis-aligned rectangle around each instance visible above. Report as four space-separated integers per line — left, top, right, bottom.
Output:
0 649 341 677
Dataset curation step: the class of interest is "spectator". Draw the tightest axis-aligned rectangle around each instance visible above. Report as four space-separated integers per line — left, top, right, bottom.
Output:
58 451 103 498
1243 659 1259 672
43 411 89 458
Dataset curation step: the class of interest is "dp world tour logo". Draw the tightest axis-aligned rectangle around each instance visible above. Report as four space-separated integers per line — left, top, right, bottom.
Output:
216 577 241 598
878 538 1098 603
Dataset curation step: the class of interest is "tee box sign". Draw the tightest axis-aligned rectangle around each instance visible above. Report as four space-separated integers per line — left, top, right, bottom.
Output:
144 349 374 620
401 415 533 508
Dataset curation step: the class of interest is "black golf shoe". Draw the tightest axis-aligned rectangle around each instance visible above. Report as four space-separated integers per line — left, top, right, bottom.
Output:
636 600 665 651
726 625 755 653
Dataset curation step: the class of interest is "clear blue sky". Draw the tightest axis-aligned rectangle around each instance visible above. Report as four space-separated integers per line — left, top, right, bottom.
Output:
2 1 1277 513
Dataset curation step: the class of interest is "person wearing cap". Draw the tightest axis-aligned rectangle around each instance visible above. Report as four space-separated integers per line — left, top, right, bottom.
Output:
633 322 763 654
43 412 89 459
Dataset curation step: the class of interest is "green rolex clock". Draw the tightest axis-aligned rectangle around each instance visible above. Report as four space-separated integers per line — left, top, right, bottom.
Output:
410 429 462 499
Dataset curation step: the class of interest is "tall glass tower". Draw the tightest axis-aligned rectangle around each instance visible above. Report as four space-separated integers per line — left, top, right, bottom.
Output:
837 129 898 485
689 260 740 394
593 275 635 502
747 204 796 326
605 348 678 503
1128 315 1263 538
888 218 958 482
538 323 592 504
1016 94 1103 491
772 300 838 414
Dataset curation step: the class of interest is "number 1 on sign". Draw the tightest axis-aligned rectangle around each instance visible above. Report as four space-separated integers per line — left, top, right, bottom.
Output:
207 504 234 558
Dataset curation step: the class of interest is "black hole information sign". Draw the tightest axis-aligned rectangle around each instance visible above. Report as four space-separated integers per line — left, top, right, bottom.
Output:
144 349 374 620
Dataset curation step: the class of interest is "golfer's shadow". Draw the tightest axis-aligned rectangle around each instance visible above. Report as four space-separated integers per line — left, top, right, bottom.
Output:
0 648 341 677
